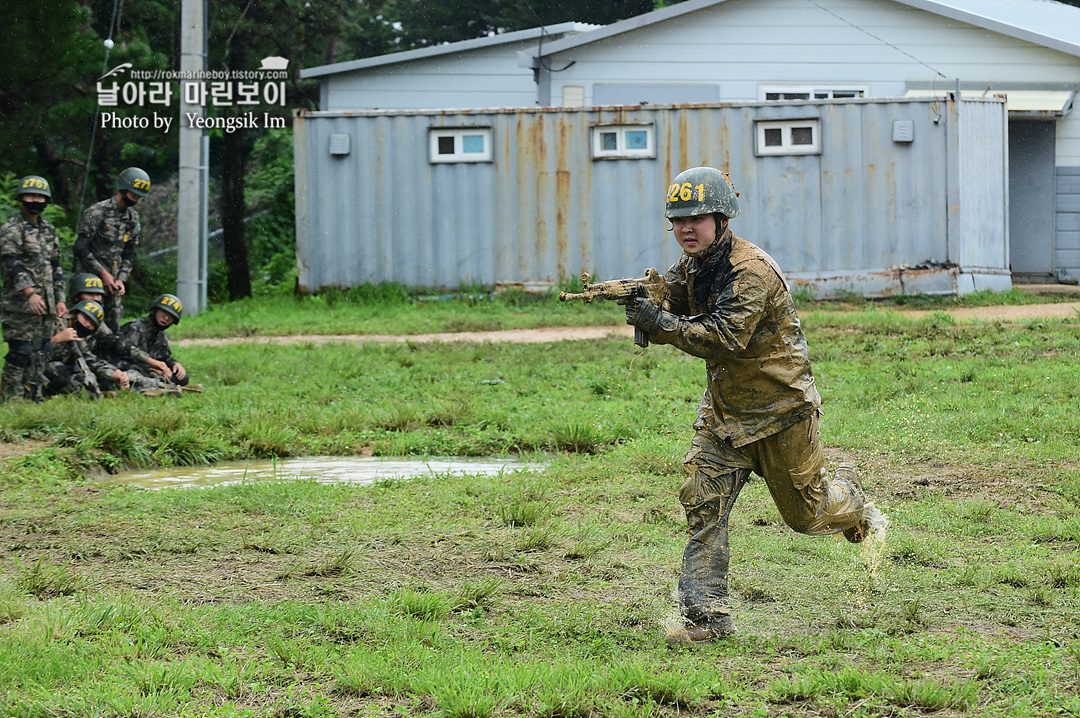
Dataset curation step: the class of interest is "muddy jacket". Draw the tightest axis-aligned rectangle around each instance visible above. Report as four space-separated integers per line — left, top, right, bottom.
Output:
0 211 65 317
73 197 140 282
651 228 821 447
118 316 177 369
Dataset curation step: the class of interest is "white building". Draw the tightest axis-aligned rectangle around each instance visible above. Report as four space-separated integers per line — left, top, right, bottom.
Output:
301 0 1080 285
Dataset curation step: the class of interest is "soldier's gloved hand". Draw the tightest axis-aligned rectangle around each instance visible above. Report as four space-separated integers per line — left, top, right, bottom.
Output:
624 296 662 334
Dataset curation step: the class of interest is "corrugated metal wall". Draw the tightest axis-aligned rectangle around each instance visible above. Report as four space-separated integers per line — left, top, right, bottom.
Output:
295 97 1008 295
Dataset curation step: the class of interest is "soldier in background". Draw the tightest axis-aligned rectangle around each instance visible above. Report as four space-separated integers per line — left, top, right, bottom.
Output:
69 273 176 395
0 175 67 401
73 167 150 331
117 293 199 393
41 299 131 398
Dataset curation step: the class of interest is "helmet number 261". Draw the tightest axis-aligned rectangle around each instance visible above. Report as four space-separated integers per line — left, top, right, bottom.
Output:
668 182 705 202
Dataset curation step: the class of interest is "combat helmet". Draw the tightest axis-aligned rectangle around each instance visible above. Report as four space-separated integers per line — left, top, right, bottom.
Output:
72 300 105 329
72 273 105 298
16 175 52 200
152 293 183 325
665 166 740 220
116 167 151 197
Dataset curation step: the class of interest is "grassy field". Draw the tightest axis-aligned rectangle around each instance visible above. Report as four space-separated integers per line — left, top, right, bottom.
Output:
167 284 1077 339
0 292 1078 717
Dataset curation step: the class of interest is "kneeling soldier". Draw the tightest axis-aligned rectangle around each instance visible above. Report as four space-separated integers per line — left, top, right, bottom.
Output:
41 300 130 398
116 293 198 393
70 273 175 394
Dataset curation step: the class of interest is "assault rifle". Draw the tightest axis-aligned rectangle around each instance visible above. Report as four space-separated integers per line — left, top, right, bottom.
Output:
559 269 669 348
71 341 103 400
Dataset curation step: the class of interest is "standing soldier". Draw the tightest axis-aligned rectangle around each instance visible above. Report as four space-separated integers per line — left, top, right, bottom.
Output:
73 167 150 331
1 175 67 401
620 167 886 644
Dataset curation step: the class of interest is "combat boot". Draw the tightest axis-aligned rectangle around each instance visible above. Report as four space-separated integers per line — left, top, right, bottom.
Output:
834 463 889 543
844 503 889 544
665 614 736 645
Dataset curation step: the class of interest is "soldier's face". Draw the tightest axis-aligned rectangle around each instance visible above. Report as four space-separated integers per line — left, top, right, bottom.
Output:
74 313 96 331
153 309 175 329
672 214 718 256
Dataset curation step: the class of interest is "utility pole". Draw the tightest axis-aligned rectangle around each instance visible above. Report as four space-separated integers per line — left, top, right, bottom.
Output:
177 0 208 314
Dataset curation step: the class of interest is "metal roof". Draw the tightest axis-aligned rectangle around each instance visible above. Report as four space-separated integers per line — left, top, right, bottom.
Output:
301 21 602 79
526 0 1080 61
905 88 1075 117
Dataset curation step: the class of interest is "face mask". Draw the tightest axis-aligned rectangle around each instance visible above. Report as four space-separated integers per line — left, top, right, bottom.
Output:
119 193 139 208
74 321 95 338
21 200 46 215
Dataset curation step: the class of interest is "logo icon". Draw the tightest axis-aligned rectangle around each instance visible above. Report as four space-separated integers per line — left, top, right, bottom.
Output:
259 56 289 71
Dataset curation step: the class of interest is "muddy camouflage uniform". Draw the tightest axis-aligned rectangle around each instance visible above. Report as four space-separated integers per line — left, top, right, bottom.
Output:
73 197 140 331
647 226 868 628
116 315 189 387
1 211 66 400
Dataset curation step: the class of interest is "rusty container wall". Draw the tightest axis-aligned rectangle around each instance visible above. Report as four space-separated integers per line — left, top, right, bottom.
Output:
294 98 1008 295
955 97 1012 292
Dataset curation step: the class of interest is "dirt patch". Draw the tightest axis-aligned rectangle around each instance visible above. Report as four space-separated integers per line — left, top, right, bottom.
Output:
905 302 1080 323
175 302 1079 348
176 325 636 348
0 439 47 462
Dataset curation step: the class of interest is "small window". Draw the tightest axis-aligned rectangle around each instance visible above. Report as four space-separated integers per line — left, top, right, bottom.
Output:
756 120 821 156
429 128 492 163
591 124 655 159
760 85 867 102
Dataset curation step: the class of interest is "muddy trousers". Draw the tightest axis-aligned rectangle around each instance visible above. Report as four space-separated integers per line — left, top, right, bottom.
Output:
677 412 866 625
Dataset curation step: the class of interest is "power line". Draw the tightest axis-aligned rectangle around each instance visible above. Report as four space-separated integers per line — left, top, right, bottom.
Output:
806 0 951 80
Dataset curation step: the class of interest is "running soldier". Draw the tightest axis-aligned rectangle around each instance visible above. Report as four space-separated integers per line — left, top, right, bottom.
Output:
620 167 887 644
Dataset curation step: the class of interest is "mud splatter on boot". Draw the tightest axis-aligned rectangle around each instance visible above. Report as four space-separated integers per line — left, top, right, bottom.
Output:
665 614 736 645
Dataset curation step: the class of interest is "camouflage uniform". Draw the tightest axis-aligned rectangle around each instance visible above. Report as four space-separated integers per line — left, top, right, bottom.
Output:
648 227 867 626
86 322 166 392
73 197 140 331
1 211 65 400
117 315 189 387
41 334 117 398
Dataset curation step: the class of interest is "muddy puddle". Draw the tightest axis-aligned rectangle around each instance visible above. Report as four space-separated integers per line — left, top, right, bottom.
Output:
104 456 543 490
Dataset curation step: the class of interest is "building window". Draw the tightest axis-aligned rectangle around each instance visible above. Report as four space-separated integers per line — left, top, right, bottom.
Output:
429 128 492 163
756 119 821 156
760 85 867 101
591 125 655 159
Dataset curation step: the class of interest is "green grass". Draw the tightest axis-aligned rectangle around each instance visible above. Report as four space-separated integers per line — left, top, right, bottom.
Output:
0 295 1078 716
164 283 1078 339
